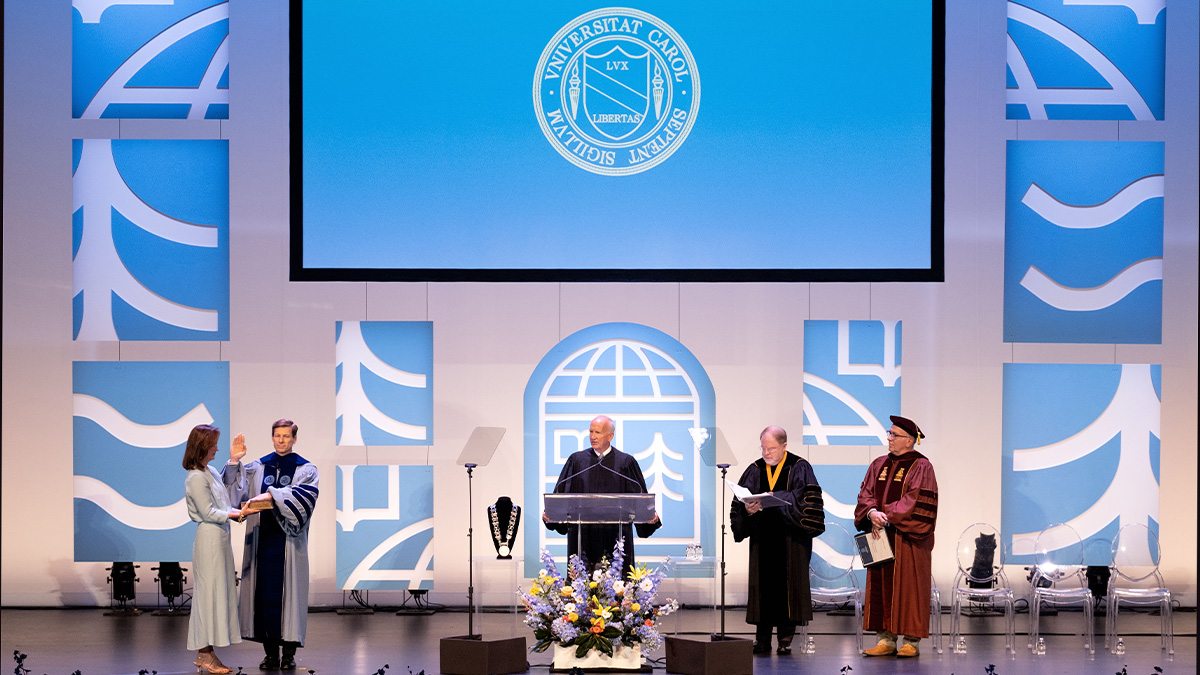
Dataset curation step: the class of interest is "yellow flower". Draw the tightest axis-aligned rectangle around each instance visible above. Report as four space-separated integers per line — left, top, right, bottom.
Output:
567 612 579 622
560 587 574 597
589 581 598 589
627 565 650 581
630 602 641 612
590 617 606 630
529 585 542 596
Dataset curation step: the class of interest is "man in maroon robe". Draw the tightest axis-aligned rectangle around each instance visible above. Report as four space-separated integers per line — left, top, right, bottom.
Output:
855 415 938 658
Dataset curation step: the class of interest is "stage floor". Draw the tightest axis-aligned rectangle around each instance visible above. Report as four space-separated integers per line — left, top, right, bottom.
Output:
1 606 1193 675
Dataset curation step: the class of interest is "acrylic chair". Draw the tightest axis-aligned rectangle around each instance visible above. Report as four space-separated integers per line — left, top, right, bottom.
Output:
1106 523 1174 656
802 521 863 653
949 523 1016 655
930 577 944 654
1027 523 1095 655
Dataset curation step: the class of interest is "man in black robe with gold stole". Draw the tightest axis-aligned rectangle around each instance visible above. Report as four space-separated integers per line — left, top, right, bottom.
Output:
731 426 826 655
542 415 661 576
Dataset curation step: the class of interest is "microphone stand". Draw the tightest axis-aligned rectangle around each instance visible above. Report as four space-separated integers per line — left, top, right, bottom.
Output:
715 463 730 639
465 462 479 639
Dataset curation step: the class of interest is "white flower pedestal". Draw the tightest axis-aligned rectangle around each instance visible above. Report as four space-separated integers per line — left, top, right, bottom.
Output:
552 643 642 670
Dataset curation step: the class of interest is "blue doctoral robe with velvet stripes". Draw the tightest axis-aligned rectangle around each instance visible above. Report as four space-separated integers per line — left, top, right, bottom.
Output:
224 452 319 645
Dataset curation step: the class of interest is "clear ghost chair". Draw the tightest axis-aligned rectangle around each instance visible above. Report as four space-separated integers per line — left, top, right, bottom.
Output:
930 576 943 654
1027 523 1095 655
949 523 1016 655
1107 523 1173 656
801 521 863 653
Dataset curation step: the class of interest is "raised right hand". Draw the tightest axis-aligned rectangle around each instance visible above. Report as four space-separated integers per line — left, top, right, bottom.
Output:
230 433 247 463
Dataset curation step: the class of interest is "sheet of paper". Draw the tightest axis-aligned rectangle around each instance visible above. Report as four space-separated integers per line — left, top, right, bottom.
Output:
725 480 785 506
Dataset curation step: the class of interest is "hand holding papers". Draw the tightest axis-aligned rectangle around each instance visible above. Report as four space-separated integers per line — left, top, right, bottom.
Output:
854 528 895 566
726 480 787 508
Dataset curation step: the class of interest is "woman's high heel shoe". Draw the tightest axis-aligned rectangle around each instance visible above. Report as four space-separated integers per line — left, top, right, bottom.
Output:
194 651 233 674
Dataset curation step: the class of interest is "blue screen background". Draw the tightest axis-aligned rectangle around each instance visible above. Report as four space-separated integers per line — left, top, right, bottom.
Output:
300 2 934 273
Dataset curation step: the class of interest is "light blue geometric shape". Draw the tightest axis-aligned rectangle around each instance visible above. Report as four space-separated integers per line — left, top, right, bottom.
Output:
802 320 902 446
522 323 716 578
73 139 230 341
73 361 230 562
335 321 433 446
1001 363 1161 566
1005 141 1163 344
810 464 868 591
72 0 229 119
336 465 435 590
1006 0 1164 120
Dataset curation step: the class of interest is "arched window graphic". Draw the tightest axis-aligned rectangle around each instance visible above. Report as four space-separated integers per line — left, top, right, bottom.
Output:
523 323 715 578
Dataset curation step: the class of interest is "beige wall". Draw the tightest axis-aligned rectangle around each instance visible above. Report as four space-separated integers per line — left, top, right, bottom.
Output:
4 1 1196 606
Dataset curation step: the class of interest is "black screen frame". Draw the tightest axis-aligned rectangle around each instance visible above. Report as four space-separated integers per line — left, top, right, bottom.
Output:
289 2 945 283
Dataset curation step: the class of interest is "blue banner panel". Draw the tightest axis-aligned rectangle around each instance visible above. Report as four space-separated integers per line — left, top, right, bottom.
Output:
802 320 902 446
1007 0 1164 120
73 139 230 341
335 321 434 446
1004 141 1163 344
336 465 435 590
73 361 230 562
810 464 868 591
1001 363 1161 566
72 0 229 119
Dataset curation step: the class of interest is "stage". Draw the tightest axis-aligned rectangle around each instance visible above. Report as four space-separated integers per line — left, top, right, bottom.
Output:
0 606 1192 675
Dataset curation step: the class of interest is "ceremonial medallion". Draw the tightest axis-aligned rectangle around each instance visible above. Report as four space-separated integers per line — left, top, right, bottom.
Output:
533 8 700 176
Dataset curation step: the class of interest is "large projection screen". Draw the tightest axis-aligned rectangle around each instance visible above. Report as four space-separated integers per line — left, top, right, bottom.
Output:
292 2 944 282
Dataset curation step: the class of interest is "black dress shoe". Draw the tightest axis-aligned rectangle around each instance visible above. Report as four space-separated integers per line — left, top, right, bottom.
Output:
259 655 280 671
752 642 771 655
279 654 296 671
776 644 792 655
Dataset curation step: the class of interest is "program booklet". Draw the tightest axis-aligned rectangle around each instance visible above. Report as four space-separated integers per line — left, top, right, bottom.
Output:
854 530 894 566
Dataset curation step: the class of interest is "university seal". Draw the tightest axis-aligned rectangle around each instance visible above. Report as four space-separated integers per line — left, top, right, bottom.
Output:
533 8 700 176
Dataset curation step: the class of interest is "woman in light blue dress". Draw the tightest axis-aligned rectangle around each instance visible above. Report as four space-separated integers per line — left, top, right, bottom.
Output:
183 424 244 674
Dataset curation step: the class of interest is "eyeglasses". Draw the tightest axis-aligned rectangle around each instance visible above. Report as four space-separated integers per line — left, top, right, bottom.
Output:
886 431 911 440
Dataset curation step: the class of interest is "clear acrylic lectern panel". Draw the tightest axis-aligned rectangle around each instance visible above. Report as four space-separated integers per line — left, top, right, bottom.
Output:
543 493 656 524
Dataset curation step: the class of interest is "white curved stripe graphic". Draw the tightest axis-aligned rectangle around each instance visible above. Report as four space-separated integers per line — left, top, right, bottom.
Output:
73 139 221 339
1062 0 1165 25
1007 2 1154 120
74 394 213 447
344 518 435 589
73 0 172 24
1021 175 1163 229
73 475 190 530
1009 364 1160 564
801 373 888 445
335 322 427 388
812 538 855 571
83 3 230 118
822 492 857 521
1019 258 1163 311
1012 364 1160 472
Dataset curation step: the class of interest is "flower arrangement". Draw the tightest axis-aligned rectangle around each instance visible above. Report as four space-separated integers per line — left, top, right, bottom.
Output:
521 539 679 658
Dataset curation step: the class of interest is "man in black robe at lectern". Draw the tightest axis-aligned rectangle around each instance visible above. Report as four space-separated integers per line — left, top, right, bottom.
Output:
542 415 662 575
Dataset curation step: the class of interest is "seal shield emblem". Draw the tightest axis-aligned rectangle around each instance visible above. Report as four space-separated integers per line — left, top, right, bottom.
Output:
534 8 700 176
581 46 650 141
